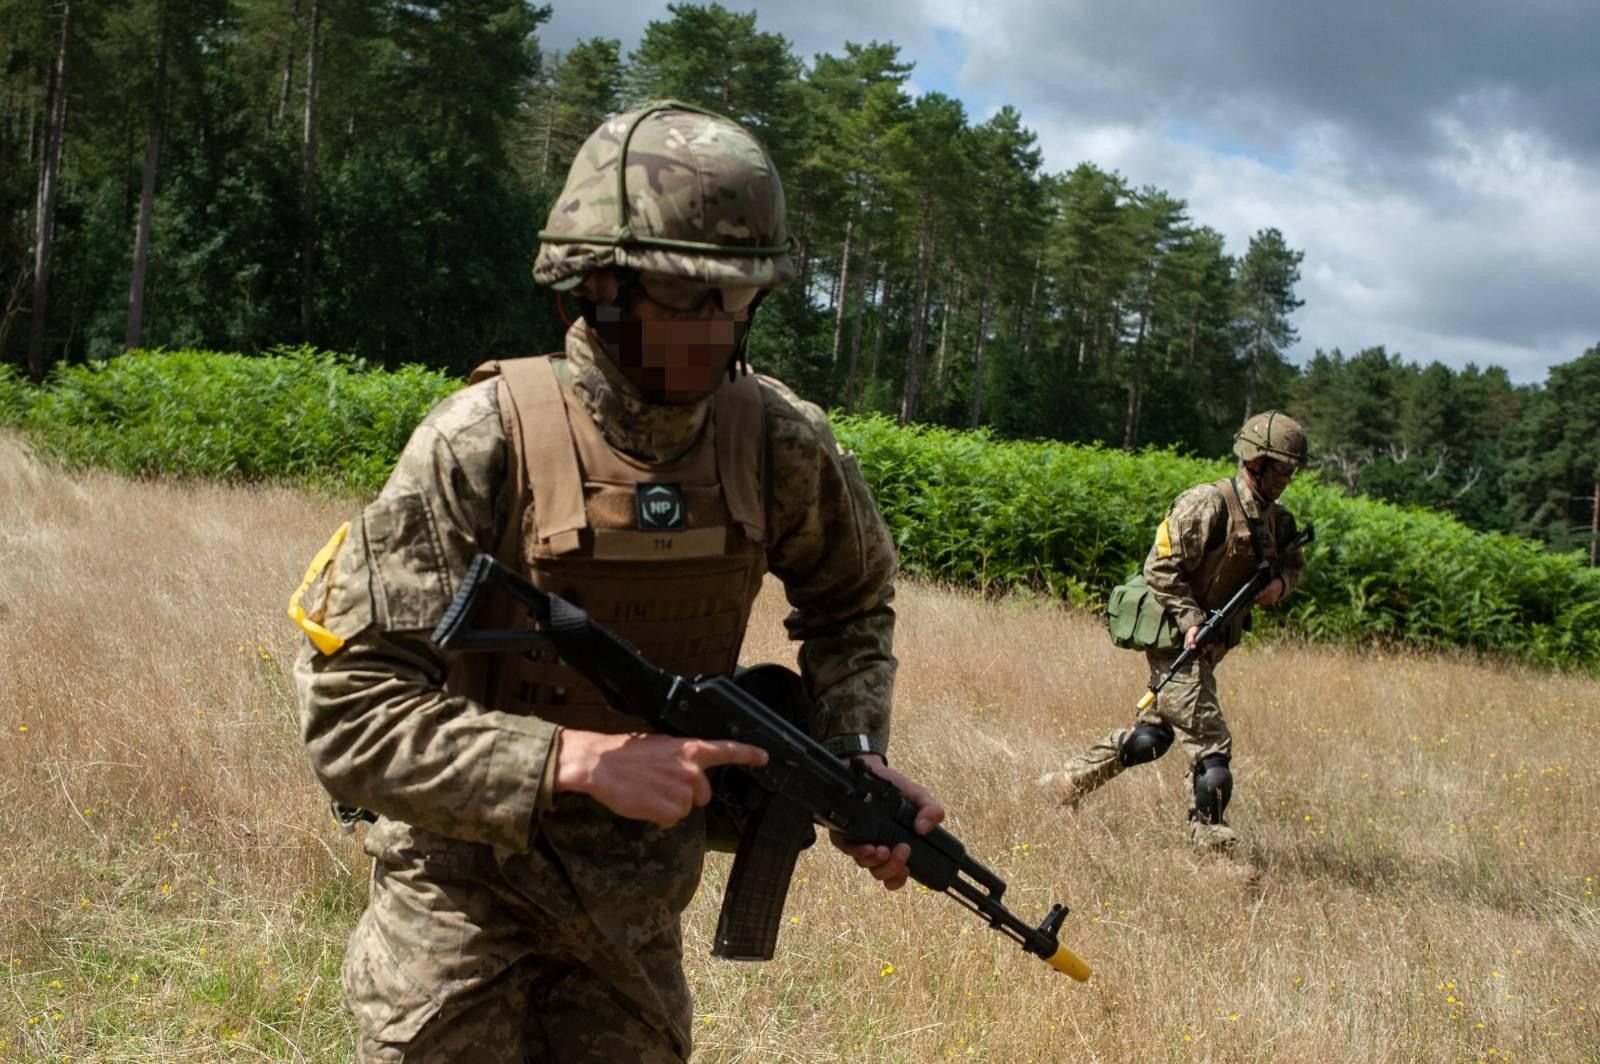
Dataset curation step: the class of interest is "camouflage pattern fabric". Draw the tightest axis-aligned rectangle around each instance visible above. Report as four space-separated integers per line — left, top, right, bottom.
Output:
554 322 899 743
344 821 689 1062
1232 409 1308 467
1142 475 1304 639
558 314 716 463
534 104 795 291
1044 472 1302 846
1051 648 1231 803
293 320 897 1056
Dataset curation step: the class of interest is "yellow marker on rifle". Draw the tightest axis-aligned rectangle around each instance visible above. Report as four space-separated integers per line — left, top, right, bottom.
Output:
1047 943 1093 981
1136 690 1156 712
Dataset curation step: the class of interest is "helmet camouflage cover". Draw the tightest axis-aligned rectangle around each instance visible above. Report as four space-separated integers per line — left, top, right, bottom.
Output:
533 101 796 292
1233 410 1308 467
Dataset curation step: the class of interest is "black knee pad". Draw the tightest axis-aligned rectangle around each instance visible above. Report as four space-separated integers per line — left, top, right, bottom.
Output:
1191 754 1233 824
1118 722 1175 767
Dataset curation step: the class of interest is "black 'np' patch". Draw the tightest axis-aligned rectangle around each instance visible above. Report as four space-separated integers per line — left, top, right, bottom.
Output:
636 483 688 531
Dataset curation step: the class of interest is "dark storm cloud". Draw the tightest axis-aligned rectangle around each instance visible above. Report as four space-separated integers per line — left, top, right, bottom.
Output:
538 0 1600 381
541 0 1600 167
961 0 1600 167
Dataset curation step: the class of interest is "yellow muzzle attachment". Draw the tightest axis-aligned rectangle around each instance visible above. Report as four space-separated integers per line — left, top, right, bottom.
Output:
1046 944 1092 981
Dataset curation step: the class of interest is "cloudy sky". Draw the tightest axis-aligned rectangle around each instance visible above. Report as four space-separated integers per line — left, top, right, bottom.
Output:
543 0 1599 384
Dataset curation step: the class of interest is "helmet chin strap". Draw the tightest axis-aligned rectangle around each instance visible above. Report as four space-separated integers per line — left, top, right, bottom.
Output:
731 288 772 379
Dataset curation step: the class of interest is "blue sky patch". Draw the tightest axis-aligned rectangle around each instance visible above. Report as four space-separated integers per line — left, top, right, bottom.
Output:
1166 121 1297 174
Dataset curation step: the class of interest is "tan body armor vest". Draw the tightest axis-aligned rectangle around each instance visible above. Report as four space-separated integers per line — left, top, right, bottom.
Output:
456 356 769 732
1195 478 1278 647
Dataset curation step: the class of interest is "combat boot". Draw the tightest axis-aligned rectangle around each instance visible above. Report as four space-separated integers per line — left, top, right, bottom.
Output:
1038 771 1083 809
1038 759 1120 810
1187 812 1239 854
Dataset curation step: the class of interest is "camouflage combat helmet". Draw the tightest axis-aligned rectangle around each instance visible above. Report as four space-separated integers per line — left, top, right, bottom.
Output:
533 101 796 292
1233 410 1308 467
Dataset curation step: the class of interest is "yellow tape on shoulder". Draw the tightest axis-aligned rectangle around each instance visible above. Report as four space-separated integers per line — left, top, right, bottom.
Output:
287 522 351 655
1155 518 1173 558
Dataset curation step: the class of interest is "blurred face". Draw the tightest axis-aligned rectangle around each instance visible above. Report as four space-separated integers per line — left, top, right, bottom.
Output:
578 270 759 402
1246 457 1296 501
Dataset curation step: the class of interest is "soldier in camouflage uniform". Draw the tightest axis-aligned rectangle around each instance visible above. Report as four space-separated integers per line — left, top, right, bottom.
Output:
1039 412 1309 852
290 101 944 1062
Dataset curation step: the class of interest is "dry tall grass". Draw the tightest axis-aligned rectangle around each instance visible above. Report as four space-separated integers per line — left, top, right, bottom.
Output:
2 433 1596 1062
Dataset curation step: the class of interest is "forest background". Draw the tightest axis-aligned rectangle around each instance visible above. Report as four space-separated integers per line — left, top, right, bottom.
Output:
2 6 1598 1057
3 0 1597 558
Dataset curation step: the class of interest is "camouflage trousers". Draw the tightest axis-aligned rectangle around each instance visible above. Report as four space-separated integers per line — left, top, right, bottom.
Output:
1056 648 1233 803
344 825 692 1063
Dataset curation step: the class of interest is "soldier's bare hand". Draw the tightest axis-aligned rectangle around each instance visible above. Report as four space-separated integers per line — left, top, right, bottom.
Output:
829 755 946 891
554 730 768 829
1255 576 1285 606
1182 625 1220 658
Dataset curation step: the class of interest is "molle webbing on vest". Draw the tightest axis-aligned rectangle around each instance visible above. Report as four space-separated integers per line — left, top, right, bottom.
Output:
508 555 764 731
442 359 541 712
473 354 769 733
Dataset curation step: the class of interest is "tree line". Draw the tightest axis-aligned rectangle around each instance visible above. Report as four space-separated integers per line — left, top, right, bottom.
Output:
1291 345 1599 556
3 1 1595 558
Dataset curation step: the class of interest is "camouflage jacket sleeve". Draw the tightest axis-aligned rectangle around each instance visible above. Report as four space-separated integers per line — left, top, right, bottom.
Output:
292 381 559 853
758 378 899 759
1141 483 1227 634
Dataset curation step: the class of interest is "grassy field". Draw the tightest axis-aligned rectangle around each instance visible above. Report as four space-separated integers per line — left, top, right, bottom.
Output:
1 432 1596 1063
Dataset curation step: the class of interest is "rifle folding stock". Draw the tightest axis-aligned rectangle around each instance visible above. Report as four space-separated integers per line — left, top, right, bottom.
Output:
1136 523 1316 711
432 553 1091 981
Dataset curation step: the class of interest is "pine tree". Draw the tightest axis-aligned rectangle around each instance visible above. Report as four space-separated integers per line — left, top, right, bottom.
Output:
1234 226 1304 418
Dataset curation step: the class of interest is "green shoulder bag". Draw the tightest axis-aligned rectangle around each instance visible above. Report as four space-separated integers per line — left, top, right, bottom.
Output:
1104 572 1181 651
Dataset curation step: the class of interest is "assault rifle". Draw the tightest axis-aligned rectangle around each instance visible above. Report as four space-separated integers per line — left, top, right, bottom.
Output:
433 553 1091 981
1136 523 1315 711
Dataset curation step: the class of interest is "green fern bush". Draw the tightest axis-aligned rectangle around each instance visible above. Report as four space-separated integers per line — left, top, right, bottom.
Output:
16 348 456 493
8 353 1597 671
